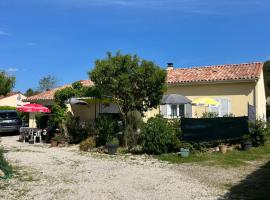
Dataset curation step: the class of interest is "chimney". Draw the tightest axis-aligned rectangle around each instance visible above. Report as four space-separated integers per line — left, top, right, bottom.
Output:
167 62 174 70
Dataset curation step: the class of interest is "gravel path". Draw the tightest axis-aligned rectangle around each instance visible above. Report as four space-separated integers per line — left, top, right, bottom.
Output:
0 136 230 200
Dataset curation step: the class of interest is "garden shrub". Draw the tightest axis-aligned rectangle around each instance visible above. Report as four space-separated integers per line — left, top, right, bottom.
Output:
95 115 119 146
248 119 270 146
223 113 235 117
125 110 143 149
0 106 16 110
140 115 181 154
83 121 97 137
66 114 87 144
0 148 13 178
36 113 50 129
79 137 96 151
167 118 182 150
201 112 219 118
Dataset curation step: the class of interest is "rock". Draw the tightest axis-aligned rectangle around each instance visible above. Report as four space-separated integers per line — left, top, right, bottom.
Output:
0 169 5 177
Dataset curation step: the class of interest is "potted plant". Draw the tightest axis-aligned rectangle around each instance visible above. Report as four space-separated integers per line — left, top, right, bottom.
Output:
50 135 58 147
219 143 227 154
51 134 66 147
178 143 191 157
242 134 252 151
106 137 119 155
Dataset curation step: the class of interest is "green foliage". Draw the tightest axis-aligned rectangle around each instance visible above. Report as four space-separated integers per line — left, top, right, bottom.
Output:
248 119 270 146
84 121 98 137
223 113 235 117
95 115 119 146
36 113 49 129
167 118 182 151
66 114 87 144
25 88 39 97
50 103 68 125
140 116 180 154
263 60 270 97
79 137 96 151
72 81 83 90
0 148 13 178
0 71 15 96
0 106 16 110
51 134 66 143
89 52 167 115
38 75 58 92
201 112 219 118
267 105 270 119
125 110 143 149
53 80 100 139
106 137 119 145
156 141 270 167
54 87 77 108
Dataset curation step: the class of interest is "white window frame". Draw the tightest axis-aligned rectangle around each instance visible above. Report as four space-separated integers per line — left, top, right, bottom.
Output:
161 104 186 119
209 98 231 117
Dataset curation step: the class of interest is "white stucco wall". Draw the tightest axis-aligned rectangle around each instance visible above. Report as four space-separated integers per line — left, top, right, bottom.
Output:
0 94 28 107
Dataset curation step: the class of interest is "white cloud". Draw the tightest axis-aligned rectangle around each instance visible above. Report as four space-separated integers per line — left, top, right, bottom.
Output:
0 30 8 36
7 68 19 72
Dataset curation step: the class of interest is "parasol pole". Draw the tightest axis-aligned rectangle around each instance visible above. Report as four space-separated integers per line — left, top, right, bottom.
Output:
29 112 37 128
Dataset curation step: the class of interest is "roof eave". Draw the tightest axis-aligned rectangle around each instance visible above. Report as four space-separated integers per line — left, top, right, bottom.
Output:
23 98 55 102
167 78 259 86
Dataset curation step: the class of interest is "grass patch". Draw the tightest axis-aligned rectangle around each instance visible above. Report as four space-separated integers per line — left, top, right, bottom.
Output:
0 148 13 178
155 142 270 167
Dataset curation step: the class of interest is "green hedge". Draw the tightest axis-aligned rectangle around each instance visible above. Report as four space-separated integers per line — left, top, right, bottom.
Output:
0 106 16 110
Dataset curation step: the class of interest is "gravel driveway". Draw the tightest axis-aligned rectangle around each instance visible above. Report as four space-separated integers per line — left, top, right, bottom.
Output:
0 136 231 200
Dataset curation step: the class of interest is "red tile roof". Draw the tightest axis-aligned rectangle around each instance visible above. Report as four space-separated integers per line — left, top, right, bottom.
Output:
26 80 94 101
167 62 263 84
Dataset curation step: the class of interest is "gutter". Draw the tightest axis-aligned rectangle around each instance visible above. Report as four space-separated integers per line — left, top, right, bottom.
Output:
167 79 258 86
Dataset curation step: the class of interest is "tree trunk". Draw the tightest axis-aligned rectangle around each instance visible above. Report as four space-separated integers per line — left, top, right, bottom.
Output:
60 120 69 138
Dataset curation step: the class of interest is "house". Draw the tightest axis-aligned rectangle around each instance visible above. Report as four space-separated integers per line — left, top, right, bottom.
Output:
26 62 267 122
160 62 266 120
25 80 119 122
0 92 28 107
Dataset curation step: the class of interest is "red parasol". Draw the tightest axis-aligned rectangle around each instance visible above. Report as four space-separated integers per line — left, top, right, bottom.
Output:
17 103 51 113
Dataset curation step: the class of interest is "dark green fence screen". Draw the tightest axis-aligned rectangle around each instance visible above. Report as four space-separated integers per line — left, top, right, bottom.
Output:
181 117 249 142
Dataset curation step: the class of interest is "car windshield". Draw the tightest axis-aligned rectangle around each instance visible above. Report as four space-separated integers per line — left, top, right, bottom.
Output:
0 112 19 120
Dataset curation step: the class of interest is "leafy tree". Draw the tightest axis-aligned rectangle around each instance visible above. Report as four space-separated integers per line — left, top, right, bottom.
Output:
53 81 99 137
38 75 58 92
89 52 166 133
263 61 270 118
25 88 39 97
0 71 15 96
263 60 270 97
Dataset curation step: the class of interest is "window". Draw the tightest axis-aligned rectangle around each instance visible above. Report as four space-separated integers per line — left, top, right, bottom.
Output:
179 104 185 117
171 105 177 117
209 98 231 117
160 104 192 118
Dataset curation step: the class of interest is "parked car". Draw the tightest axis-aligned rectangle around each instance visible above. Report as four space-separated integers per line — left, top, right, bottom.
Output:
0 110 22 133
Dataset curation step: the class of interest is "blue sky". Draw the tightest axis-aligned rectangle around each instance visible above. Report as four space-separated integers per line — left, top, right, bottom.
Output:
0 0 270 92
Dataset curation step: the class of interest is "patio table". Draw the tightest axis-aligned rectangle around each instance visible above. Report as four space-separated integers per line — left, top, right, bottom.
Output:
19 127 42 143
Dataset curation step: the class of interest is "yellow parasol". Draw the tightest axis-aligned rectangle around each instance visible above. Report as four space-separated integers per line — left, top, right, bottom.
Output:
192 97 219 106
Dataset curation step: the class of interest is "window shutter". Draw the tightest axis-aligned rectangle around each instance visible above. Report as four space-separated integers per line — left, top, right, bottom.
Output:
160 105 167 117
209 98 220 115
220 99 230 116
184 103 192 118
